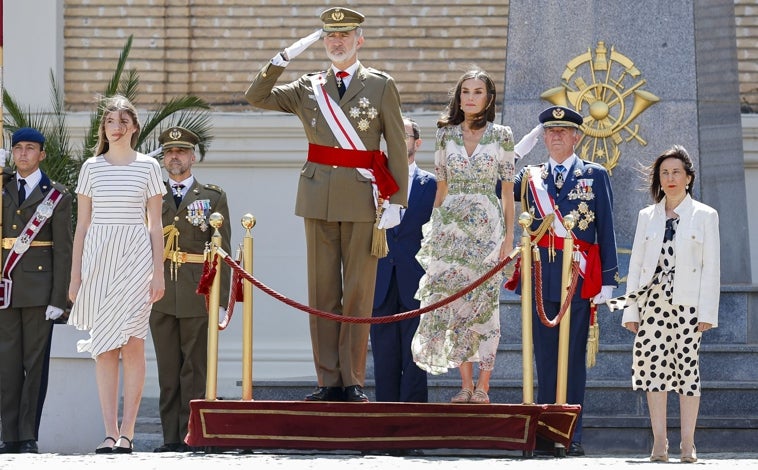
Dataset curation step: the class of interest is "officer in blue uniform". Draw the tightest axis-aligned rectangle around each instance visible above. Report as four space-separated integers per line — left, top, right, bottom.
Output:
512 106 619 456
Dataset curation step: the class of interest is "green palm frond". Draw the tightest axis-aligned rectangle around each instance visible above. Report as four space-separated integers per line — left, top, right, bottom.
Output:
140 96 212 159
3 32 213 219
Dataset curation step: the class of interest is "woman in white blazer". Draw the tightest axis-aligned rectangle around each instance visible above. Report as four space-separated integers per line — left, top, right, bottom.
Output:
608 145 719 463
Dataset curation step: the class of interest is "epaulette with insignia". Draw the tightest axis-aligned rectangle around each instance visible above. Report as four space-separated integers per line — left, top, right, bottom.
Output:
366 67 391 79
204 184 224 194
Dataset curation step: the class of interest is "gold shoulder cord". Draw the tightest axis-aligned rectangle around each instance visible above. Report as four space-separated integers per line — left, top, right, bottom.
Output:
521 168 555 253
162 224 182 280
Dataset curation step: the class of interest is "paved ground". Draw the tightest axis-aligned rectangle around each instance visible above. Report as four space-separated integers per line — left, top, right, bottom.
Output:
3 450 758 470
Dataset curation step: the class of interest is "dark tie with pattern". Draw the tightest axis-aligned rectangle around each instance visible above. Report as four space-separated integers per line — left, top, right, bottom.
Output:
172 184 185 207
336 70 349 98
18 179 27 204
554 164 565 190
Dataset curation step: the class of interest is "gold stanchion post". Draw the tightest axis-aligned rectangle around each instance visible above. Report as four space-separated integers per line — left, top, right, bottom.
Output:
241 213 256 401
518 212 535 405
555 214 576 404
205 212 224 400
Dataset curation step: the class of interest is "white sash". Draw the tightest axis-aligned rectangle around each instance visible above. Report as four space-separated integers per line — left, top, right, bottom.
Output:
309 73 379 204
0 187 64 308
527 166 587 275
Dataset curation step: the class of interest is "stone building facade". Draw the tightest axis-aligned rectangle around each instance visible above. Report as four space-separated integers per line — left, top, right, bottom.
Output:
61 1 758 112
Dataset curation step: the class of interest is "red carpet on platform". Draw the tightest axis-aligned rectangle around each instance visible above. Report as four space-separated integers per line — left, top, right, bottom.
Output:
186 400 580 452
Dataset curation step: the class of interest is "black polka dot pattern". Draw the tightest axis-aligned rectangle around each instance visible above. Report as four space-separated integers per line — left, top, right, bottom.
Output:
608 218 702 396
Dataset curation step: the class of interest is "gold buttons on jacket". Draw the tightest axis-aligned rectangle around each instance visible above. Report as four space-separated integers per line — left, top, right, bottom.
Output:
11 225 17 230
38 266 43 271
16 210 21 215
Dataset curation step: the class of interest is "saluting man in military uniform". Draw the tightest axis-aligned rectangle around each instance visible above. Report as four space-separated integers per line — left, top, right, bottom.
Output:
245 7 408 402
0 128 73 454
512 106 619 457
150 127 230 452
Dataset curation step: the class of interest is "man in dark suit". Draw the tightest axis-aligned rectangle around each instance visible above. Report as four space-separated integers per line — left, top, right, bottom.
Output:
512 106 619 456
245 7 407 402
150 127 230 452
0 127 73 454
371 118 435 403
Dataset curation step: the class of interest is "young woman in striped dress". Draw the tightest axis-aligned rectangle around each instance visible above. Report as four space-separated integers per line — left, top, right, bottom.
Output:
68 95 166 454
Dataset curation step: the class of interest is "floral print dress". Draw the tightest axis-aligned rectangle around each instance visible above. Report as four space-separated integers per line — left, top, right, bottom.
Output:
411 122 515 375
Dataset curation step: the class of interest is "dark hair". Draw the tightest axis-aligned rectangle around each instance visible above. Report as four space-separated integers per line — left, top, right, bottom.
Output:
94 95 141 156
437 67 496 129
403 116 420 140
649 145 695 203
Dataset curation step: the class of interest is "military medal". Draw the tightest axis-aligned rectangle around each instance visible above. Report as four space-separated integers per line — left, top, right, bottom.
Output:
349 97 377 132
186 199 211 232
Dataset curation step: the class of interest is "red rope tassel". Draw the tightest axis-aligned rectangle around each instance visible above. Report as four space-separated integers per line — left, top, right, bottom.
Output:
196 257 217 296
503 257 521 291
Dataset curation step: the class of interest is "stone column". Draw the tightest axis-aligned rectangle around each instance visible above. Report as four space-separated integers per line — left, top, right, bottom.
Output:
502 0 752 291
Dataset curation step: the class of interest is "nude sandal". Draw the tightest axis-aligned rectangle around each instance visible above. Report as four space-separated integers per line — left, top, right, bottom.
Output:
470 389 490 404
450 389 473 403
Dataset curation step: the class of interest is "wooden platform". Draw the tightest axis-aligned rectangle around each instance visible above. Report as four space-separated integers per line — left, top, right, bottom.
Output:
186 400 580 453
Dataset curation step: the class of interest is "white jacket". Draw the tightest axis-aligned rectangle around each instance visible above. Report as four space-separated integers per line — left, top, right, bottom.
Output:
621 194 720 327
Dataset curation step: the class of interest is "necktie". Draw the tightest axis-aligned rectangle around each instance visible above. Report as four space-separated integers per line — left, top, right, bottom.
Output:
336 70 349 98
554 164 565 190
172 184 185 207
18 179 27 204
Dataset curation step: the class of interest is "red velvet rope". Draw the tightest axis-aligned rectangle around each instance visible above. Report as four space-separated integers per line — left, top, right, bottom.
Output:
533 254 581 328
215 251 518 324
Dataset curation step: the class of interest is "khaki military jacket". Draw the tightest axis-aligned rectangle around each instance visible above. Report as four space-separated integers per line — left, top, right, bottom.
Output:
245 61 408 222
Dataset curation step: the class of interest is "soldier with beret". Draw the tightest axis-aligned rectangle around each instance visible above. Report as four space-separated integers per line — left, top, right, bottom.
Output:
510 106 619 456
245 7 407 402
150 126 230 452
0 127 73 453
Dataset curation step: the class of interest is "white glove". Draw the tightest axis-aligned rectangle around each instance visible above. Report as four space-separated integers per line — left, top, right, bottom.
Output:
592 285 614 305
514 124 544 160
45 305 64 321
0 148 7 167
377 204 402 229
275 29 322 64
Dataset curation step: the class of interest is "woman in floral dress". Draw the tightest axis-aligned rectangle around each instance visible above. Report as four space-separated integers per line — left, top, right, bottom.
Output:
411 69 515 404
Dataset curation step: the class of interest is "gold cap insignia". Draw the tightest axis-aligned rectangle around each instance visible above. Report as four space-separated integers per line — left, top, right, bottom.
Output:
552 108 565 119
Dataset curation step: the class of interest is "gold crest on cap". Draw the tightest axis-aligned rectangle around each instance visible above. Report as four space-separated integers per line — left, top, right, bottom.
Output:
331 10 345 21
552 108 565 119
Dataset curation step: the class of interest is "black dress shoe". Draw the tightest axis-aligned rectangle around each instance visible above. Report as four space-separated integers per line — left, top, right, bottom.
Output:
18 440 38 454
344 385 369 402
154 443 182 452
305 386 343 401
567 442 585 456
0 441 20 454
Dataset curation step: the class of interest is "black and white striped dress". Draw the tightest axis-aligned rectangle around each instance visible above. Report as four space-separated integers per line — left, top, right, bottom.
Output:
68 154 166 358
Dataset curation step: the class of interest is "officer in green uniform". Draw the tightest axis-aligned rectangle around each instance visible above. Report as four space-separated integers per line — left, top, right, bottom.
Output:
150 127 230 452
0 128 73 454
